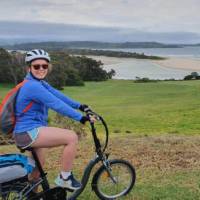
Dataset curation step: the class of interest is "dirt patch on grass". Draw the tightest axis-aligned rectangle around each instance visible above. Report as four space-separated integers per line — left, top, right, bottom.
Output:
1 134 200 173
108 135 200 170
42 134 200 175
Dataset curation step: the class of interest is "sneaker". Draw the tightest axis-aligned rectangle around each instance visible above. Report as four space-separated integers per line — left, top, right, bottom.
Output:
55 173 82 190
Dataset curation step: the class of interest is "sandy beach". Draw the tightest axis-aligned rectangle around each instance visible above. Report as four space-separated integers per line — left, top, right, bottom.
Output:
85 55 125 65
152 57 200 71
86 55 200 71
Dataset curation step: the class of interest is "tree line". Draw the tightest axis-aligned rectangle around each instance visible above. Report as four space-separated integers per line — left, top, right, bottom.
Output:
5 42 165 60
0 48 115 89
62 49 165 60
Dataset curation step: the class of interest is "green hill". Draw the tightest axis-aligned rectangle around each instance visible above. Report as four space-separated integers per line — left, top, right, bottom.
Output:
4 41 180 50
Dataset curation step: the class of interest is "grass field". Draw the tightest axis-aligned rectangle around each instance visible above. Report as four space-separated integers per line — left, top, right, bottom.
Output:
62 79 200 135
1 80 200 199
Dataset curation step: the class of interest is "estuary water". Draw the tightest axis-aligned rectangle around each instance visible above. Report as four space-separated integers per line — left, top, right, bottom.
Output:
100 46 200 80
104 46 200 58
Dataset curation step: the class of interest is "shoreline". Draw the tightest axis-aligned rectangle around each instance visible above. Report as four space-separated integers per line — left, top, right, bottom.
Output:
83 55 125 65
152 57 200 71
86 55 200 72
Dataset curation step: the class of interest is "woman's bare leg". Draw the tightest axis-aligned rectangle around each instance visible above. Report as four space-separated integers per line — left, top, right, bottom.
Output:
29 148 45 192
31 127 78 171
29 148 45 179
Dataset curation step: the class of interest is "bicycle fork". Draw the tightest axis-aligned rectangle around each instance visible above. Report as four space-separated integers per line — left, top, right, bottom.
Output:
102 156 118 184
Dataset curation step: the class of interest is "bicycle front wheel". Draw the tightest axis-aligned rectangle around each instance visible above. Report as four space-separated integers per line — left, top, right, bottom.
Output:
92 159 136 200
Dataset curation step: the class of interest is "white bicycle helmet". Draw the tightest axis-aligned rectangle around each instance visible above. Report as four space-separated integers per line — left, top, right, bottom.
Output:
25 49 51 63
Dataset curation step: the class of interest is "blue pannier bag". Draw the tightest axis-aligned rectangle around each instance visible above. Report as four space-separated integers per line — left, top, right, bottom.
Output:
0 154 35 183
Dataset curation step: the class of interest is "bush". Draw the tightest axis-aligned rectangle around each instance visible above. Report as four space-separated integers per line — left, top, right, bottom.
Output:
65 68 84 86
184 72 200 80
134 77 158 83
0 49 114 89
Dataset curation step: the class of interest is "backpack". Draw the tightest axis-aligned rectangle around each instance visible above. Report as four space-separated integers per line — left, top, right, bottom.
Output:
0 80 33 135
0 153 35 183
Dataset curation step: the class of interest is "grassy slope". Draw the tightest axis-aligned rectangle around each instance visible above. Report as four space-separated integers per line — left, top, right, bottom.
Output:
1 80 200 199
62 80 200 135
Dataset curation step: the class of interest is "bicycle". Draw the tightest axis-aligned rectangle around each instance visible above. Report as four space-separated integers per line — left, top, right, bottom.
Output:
0 110 136 200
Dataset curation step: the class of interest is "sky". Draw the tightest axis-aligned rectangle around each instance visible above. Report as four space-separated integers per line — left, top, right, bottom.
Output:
0 0 200 44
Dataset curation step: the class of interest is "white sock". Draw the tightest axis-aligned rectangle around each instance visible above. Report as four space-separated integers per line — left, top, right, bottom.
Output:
61 171 71 179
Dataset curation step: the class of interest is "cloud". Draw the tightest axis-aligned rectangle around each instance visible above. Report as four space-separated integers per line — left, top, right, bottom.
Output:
0 0 200 33
0 21 200 44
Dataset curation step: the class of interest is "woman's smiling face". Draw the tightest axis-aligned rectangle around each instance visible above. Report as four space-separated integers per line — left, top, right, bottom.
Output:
29 59 49 79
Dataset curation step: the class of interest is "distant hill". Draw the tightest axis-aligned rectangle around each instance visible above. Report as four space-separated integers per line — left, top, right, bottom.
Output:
184 43 200 47
4 41 181 50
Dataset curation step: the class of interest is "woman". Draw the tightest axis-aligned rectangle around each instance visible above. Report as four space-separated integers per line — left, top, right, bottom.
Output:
13 49 92 190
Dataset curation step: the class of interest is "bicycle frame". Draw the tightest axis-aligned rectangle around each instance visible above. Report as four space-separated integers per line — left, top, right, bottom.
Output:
68 112 111 200
14 147 67 200
68 154 101 200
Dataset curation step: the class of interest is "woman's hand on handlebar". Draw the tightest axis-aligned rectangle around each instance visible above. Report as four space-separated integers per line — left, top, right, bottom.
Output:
88 115 96 123
79 104 98 124
80 115 96 124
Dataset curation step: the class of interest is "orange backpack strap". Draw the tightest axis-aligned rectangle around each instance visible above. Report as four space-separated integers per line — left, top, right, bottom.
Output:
0 80 27 111
22 101 34 113
16 80 28 89
18 80 34 115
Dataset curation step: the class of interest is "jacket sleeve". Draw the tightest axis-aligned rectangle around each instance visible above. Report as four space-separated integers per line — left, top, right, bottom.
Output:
41 81 81 109
27 82 83 121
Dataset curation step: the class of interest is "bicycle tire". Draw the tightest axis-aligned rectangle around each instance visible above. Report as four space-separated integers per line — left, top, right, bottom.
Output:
92 159 136 200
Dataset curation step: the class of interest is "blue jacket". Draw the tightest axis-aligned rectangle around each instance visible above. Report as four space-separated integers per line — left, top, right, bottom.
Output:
14 73 83 134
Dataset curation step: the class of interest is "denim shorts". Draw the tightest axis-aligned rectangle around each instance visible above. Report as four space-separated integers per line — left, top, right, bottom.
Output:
14 128 40 149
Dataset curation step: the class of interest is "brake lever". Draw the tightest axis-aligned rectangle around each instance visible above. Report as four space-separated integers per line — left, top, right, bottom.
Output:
86 110 101 121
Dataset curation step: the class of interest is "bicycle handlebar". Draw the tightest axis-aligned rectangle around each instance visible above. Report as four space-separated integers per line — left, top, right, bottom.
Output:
84 110 109 153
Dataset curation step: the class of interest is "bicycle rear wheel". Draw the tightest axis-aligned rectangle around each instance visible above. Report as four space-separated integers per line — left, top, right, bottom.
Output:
92 159 136 200
1 182 28 200
1 188 27 200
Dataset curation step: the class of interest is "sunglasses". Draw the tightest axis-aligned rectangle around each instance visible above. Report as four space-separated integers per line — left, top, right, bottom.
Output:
31 64 49 70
